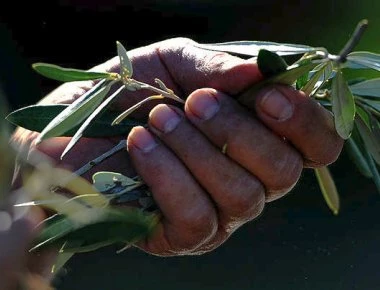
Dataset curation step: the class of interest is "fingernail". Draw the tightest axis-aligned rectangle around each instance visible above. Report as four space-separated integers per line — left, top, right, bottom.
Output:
259 89 293 120
150 105 181 133
129 127 158 153
187 90 220 120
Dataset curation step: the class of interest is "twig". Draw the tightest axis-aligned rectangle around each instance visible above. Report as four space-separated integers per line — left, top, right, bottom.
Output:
338 19 369 63
133 80 185 104
74 140 126 176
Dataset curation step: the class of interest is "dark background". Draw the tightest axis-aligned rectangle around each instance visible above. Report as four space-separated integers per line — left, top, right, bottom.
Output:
1 1 380 289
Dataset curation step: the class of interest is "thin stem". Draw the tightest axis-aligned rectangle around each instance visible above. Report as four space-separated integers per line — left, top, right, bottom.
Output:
132 79 185 104
338 19 369 63
74 140 126 176
112 95 164 125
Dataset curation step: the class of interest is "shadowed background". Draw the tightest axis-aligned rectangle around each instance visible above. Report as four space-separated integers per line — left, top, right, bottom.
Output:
1 1 380 289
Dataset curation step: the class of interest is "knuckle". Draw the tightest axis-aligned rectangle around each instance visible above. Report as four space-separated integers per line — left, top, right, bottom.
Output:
307 136 344 167
267 150 303 200
173 205 218 251
225 174 266 220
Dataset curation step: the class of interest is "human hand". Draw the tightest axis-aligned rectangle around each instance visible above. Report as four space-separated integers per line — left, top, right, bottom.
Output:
11 37 344 256
0 203 53 289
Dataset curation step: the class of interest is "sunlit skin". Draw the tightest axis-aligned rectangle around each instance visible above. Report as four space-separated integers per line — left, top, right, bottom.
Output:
9 37 343 276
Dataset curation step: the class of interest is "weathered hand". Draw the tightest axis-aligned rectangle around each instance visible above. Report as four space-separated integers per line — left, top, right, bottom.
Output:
11 38 343 256
0 205 51 289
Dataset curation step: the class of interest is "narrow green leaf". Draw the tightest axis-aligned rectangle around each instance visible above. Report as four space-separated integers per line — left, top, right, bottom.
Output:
355 105 371 129
194 41 315 57
355 115 380 166
331 69 355 139
67 208 157 252
6 104 143 137
345 137 372 178
257 49 288 78
346 51 380 71
92 171 137 193
32 63 111 82
116 41 133 78
370 114 380 151
52 251 75 274
31 208 158 253
271 61 321 85
347 77 368 85
295 56 319 90
302 61 333 96
364 150 380 194
349 78 380 98
314 166 340 215
358 98 380 112
112 95 165 125
296 73 308 90
31 214 76 251
35 80 112 143
238 60 320 107
51 240 81 274
60 84 126 159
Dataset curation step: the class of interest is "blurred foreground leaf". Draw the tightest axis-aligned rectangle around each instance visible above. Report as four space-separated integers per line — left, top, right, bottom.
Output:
31 207 158 253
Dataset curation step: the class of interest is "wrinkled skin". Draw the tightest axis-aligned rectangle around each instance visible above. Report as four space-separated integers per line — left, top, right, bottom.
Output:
11 37 343 259
0 205 52 290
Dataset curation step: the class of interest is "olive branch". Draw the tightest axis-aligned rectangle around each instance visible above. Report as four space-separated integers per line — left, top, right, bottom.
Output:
4 19 380 280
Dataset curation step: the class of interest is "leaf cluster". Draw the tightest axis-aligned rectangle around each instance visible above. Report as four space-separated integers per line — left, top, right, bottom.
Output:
5 20 380 278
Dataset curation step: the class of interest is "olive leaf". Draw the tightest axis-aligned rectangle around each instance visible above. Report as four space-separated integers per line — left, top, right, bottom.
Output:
349 78 380 98
238 56 320 107
31 207 158 253
302 61 333 96
331 69 356 139
355 111 380 166
364 150 380 193
92 171 138 193
52 243 77 274
5 104 143 137
257 49 288 77
35 80 113 144
355 105 372 128
117 41 133 78
271 61 321 85
314 166 340 215
358 98 380 112
194 41 315 57
112 95 165 125
60 84 127 159
345 136 372 178
32 63 113 82
296 72 309 90
346 51 380 72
